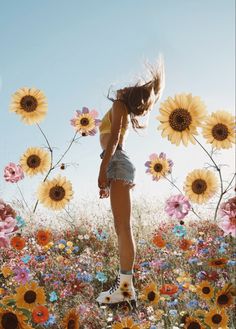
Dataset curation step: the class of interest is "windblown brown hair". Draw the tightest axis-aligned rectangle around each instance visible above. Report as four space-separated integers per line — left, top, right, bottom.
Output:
107 57 165 132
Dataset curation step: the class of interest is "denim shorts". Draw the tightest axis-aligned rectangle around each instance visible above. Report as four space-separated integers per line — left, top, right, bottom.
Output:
100 148 136 188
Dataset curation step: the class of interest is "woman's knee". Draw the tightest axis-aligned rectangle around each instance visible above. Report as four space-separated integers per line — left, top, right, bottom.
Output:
114 219 131 235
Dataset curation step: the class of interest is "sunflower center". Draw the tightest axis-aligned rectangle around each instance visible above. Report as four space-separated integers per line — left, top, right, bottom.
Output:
80 118 89 126
169 108 192 132
2 312 19 329
154 163 163 172
147 291 156 301
214 260 224 265
49 185 66 201
202 287 210 294
24 290 37 303
20 95 38 113
212 314 222 324
217 294 229 305
192 179 207 194
187 322 201 329
68 319 75 329
27 155 41 168
212 123 229 141
122 291 130 298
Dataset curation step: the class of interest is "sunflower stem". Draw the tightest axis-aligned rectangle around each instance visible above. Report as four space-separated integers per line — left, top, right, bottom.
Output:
164 176 202 220
16 183 31 213
193 136 225 221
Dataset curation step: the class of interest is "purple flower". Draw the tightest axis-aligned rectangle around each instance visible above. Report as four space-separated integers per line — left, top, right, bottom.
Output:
145 152 174 181
70 106 101 136
4 163 24 183
14 267 30 284
165 194 191 219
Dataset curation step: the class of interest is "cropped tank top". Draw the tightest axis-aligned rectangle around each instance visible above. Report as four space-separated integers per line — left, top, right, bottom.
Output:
99 108 129 136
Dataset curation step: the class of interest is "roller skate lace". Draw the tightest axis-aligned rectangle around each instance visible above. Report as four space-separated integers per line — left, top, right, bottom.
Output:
109 275 120 294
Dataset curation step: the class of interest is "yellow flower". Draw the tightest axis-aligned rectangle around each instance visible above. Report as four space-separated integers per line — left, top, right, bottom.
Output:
112 316 140 329
15 281 46 311
10 87 47 125
0 305 33 329
67 241 73 247
20 147 50 176
37 175 73 210
145 152 173 181
215 283 234 308
61 308 80 329
139 281 160 305
196 280 214 300
66 249 72 254
202 110 235 149
1 266 12 278
157 93 206 146
184 316 205 329
205 307 229 329
183 169 218 204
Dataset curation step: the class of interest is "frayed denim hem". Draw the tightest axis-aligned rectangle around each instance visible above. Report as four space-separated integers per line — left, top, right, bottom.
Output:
108 177 136 189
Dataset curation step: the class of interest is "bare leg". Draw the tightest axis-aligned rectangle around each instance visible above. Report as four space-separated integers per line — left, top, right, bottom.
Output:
110 180 136 272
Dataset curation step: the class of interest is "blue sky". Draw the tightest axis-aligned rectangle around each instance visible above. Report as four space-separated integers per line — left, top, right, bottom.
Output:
0 0 235 209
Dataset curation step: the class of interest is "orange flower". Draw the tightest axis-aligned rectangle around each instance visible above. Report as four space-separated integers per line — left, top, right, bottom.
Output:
36 229 52 246
208 258 228 268
152 234 166 248
1 265 13 278
179 239 192 251
10 236 26 250
159 284 178 295
32 305 49 323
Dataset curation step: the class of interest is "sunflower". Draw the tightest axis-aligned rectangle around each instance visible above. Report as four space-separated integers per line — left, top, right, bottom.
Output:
196 280 214 300
139 281 160 305
215 284 234 308
183 169 218 204
10 87 47 125
32 305 49 324
61 308 80 329
70 107 101 136
112 316 140 329
0 305 33 329
205 307 229 329
1 265 13 278
202 110 235 149
157 93 206 146
184 316 205 329
15 281 46 311
145 152 173 181
10 235 26 250
208 258 228 268
20 147 50 176
37 175 73 210
36 229 52 246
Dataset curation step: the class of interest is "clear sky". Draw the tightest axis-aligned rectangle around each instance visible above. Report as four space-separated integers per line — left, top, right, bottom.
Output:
0 0 235 210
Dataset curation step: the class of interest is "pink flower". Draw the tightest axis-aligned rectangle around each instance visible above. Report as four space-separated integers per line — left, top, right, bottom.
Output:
14 267 30 284
0 216 17 234
4 163 24 183
0 199 16 220
220 197 236 220
165 194 191 219
218 217 236 237
0 232 10 248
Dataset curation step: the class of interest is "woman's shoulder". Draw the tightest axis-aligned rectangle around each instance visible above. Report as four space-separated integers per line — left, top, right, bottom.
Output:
112 100 129 115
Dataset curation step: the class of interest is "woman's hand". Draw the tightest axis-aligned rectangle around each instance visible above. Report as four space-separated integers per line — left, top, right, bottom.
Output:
98 166 110 198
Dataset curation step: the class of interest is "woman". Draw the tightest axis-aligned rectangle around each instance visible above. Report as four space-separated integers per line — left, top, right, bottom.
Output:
96 58 165 308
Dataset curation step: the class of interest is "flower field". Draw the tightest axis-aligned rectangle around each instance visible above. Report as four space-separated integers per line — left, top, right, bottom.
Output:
0 87 235 328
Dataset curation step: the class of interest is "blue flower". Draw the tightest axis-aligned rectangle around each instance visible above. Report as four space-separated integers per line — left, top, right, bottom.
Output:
58 239 67 245
16 215 26 228
201 248 209 255
73 246 79 253
35 255 46 262
227 260 236 266
140 261 149 267
45 314 56 326
196 271 207 280
49 291 58 302
167 299 178 307
186 299 199 309
188 257 199 264
169 309 178 316
218 247 226 254
21 254 31 264
172 225 187 237
95 271 108 283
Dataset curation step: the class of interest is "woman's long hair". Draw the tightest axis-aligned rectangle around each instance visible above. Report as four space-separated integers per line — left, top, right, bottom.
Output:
107 56 165 132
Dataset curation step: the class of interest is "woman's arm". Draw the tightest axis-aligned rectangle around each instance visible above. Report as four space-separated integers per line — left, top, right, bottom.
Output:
98 101 126 188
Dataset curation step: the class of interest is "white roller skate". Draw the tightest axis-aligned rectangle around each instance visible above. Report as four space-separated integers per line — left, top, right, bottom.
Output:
96 271 137 310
